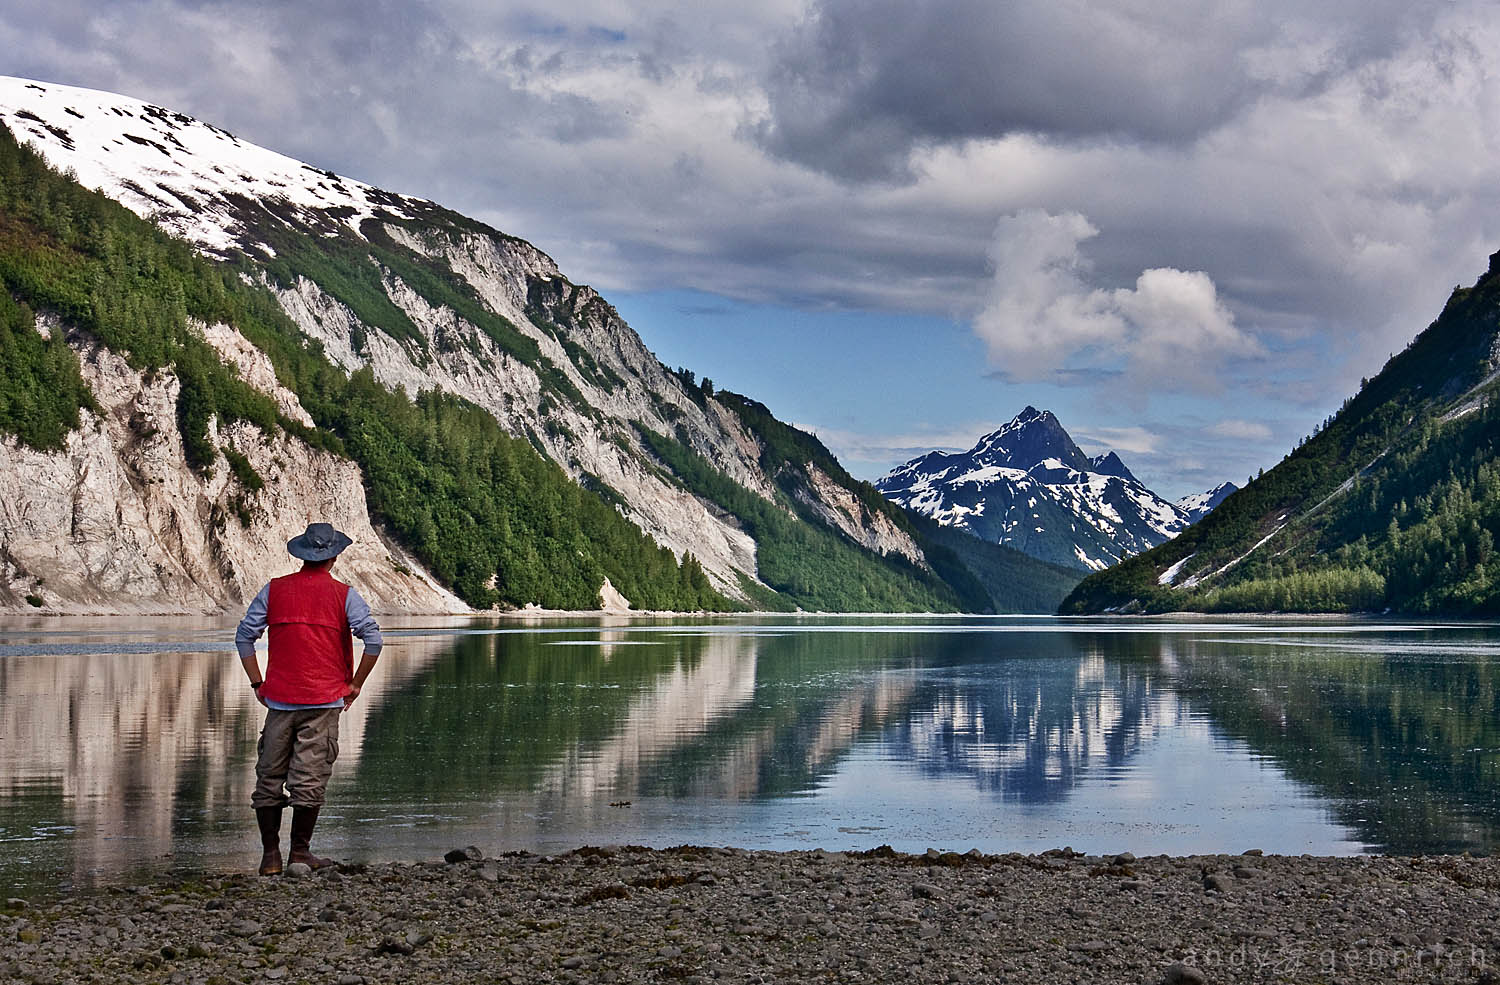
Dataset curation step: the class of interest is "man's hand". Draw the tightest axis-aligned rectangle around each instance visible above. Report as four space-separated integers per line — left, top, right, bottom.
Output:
346 652 379 710
241 654 267 707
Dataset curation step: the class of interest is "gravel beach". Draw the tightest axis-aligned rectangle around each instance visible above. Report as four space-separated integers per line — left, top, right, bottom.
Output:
4 845 1498 984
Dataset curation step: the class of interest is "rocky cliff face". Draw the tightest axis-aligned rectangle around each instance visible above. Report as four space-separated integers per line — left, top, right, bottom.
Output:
0 76 932 611
797 463 926 566
278 225 785 594
0 317 464 614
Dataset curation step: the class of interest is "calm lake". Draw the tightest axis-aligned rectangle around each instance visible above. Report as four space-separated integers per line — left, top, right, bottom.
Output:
3 614 1499 894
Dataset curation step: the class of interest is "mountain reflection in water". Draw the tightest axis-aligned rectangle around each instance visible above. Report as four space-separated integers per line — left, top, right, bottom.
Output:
3 616 1500 893
888 645 1159 804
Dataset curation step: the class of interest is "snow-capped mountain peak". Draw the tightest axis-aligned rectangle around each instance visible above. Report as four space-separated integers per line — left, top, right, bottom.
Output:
1174 481 1239 524
876 408 1220 572
970 406 1092 472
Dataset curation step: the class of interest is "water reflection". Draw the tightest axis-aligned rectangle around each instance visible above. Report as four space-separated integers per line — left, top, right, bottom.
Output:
1146 629 1500 855
0 619 458 891
5 617 1500 894
888 645 1162 804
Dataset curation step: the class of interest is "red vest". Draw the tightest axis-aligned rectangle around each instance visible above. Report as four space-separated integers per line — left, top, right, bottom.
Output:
261 568 354 706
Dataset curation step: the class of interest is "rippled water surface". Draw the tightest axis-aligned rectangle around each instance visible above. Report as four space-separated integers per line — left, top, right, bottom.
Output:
4 614 1500 893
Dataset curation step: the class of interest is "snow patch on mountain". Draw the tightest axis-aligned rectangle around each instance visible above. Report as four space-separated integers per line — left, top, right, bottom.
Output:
0 78 426 257
1175 481 1239 524
1158 554 1195 586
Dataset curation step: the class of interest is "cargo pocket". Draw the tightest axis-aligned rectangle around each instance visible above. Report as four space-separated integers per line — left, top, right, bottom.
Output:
327 732 340 767
253 728 269 788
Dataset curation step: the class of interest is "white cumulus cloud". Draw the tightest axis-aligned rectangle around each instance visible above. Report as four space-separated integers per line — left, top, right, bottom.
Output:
1073 425 1161 457
975 209 1262 390
1210 418 1275 441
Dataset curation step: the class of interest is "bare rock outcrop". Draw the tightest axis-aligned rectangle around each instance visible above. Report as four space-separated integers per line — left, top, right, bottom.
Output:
798 462 927 567
0 324 464 614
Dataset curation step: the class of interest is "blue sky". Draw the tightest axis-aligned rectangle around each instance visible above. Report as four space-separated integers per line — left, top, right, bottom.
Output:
5 0 1499 498
613 291 1027 477
614 289 1339 497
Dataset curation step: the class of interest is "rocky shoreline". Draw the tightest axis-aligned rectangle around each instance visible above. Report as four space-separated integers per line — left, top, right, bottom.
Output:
5 845 1498 984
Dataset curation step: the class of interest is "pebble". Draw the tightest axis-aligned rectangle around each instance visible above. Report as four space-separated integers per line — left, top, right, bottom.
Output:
1202 872 1234 893
1163 962 1207 985
284 862 313 879
444 846 485 864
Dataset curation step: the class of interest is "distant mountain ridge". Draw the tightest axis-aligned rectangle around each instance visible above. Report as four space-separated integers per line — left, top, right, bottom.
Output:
876 408 1229 571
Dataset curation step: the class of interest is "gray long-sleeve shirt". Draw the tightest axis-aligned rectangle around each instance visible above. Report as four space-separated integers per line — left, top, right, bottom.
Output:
235 582 383 710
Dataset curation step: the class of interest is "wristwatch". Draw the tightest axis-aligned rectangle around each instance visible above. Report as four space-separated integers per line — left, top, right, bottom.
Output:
251 681 263 690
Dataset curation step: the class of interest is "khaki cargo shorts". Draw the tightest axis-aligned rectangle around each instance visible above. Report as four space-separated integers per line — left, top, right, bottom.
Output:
252 707 342 809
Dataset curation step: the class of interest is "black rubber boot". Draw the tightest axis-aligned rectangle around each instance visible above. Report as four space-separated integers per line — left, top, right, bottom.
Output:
255 806 283 876
288 805 334 869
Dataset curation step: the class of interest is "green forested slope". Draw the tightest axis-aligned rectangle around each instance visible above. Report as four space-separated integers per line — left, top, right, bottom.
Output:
1 120 1057 613
913 516 1083 614
0 122 723 610
1064 252 1500 615
0 288 95 449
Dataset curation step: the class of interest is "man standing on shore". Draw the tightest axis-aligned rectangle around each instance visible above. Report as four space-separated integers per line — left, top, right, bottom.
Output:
235 522 383 876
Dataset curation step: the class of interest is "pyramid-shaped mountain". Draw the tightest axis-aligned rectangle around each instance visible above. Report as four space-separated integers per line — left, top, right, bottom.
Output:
877 408 1198 570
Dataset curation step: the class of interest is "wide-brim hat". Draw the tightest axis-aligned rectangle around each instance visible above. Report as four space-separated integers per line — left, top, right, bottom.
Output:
287 522 353 561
